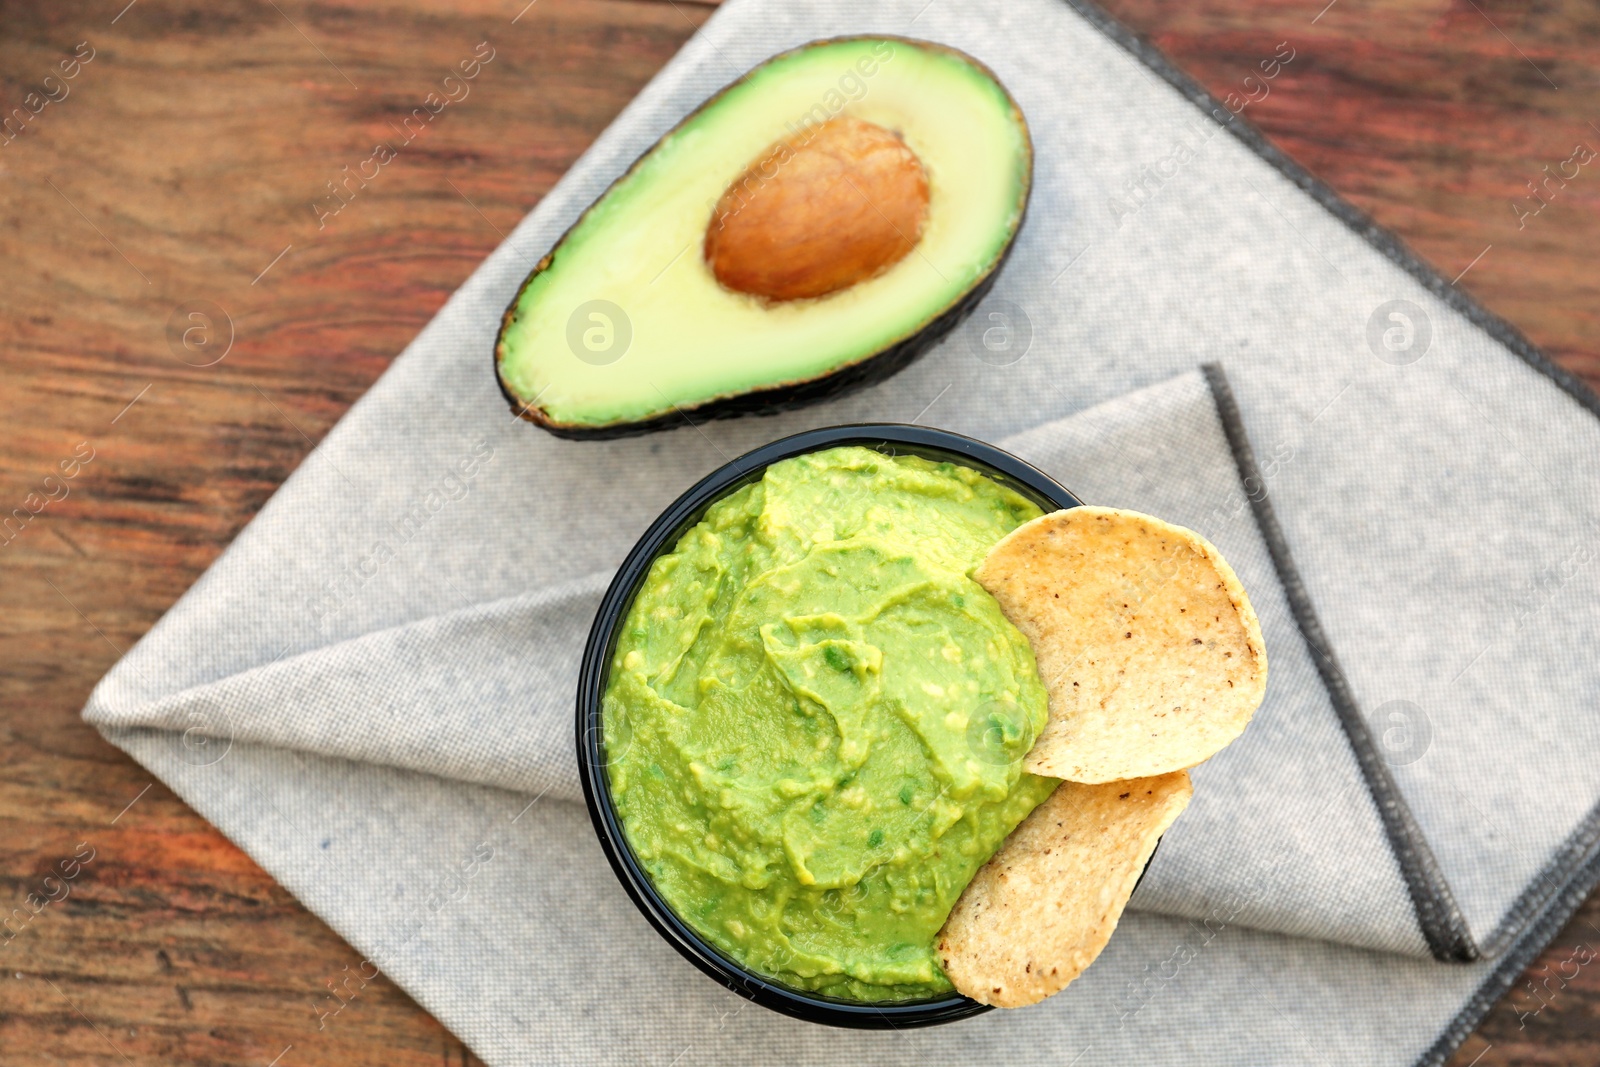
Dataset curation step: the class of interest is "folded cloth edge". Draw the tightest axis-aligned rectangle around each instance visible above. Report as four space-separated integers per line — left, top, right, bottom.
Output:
74 2 1600 1060
1055 0 1600 1029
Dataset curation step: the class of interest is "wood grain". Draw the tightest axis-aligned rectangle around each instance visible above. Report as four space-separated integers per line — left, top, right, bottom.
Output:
0 0 1595 1064
0 2 712 1064
1092 8 1600 1064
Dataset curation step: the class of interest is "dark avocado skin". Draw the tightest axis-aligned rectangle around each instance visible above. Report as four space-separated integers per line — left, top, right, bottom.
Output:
494 36 1034 440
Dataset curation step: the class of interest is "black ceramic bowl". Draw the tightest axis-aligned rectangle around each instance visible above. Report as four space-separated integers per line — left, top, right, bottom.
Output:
576 424 1084 1029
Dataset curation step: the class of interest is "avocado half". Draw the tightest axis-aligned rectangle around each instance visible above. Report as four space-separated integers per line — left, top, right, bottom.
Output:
495 36 1033 438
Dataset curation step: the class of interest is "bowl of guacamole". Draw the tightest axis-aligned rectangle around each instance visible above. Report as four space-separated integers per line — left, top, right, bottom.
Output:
577 424 1082 1028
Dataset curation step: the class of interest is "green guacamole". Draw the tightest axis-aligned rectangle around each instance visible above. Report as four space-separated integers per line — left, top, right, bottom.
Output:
604 446 1060 1001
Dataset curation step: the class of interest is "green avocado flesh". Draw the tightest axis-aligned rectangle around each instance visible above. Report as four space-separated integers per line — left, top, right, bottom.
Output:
603 447 1060 1001
497 38 1031 432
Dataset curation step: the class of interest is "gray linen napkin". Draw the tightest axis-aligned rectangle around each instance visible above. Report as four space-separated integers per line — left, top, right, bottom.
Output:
85 0 1600 1062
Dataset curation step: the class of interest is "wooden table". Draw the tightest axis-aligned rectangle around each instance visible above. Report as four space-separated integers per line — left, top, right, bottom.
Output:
1 0 1595 1063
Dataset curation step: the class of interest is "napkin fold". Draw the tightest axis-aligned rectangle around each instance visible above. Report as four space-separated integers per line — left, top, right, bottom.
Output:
86 0 1600 1062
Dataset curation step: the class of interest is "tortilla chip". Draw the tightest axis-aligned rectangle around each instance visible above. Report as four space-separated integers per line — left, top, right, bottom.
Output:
976 507 1267 783
936 772 1192 1007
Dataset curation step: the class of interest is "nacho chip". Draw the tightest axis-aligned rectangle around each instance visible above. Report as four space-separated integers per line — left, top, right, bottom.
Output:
936 772 1192 1007
975 507 1267 783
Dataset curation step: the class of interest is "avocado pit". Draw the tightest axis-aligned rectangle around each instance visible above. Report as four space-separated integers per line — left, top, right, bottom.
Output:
493 37 1034 437
704 116 931 302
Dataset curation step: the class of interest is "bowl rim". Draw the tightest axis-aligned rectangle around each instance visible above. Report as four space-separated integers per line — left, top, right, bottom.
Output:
575 423 1084 1029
